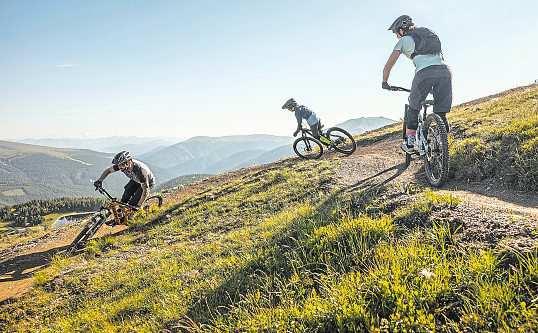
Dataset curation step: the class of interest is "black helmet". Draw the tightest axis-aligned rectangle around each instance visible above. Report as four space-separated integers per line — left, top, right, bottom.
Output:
112 151 132 165
388 15 413 34
282 98 297 110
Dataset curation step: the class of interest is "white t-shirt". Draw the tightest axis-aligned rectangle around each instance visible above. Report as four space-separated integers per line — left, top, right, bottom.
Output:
394 35 444 72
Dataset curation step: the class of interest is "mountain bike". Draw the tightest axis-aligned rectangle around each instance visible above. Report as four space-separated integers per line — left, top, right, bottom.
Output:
293 125 357 159
387 85 449 187
67 186 163 254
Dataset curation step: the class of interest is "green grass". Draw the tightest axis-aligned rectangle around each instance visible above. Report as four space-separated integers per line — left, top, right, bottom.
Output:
1 86 537 332
2 159 535 332
448 86 538 190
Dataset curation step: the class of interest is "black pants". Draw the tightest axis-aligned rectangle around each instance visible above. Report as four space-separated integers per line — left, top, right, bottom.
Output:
121 180 144 207
407 65 452 131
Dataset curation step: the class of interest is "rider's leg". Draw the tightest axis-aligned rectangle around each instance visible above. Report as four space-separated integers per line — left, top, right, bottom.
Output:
309 122 321 139
431 67 453 133
127 183 147 208
408 71 434 133
121 180 138 204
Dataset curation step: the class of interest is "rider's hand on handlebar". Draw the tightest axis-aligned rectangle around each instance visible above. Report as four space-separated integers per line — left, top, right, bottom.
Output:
93 180 102 190
293 129 299 137
382 81 391 90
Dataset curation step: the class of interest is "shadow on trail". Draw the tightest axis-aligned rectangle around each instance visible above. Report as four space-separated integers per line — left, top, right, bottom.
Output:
346 161 409 193
0 245 70 283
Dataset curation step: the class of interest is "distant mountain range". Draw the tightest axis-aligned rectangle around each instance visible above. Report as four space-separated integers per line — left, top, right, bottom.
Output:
3 117 394 205
144 117 395 186
0 141 172 206
334 117 395 135
18 136 182 155
141 134 293 175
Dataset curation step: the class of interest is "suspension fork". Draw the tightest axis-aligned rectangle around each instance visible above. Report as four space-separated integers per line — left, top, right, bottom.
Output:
301 130 312 150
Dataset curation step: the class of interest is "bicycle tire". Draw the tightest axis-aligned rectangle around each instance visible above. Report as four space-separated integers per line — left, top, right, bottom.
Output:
68 214 105 254
293 137 323 159
326 127 356 155
424 113 449 187
142 195 163 214
144 195 163 208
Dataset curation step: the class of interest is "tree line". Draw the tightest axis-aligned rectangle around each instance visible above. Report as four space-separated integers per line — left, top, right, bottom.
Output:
0 197 103 227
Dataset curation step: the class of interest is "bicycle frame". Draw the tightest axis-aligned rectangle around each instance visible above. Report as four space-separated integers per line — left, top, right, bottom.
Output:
299 127 332 146
390 86 435 157
411 100 435 157
95 187 137 225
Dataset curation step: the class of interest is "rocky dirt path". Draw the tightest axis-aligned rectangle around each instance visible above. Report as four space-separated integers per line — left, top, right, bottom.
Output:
334 135 537 251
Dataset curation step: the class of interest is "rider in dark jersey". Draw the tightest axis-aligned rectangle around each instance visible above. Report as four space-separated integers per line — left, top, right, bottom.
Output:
282 98 323 139
93 151 155 208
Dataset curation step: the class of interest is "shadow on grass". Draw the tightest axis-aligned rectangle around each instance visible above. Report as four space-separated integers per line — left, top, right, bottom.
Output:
173 164 410 329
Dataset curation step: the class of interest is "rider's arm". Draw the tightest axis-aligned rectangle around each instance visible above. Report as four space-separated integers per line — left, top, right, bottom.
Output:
135 184 149 207
96 165 119 182
295 110 302 131
383 50 401 82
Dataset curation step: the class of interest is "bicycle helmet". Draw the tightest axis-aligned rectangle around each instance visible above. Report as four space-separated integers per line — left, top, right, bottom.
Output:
282 98 297 110
388 15 413 34
112 151 132 165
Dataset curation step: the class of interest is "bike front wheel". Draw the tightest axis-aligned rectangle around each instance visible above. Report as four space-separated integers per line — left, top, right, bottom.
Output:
424 113 449 187
293 137 323 159
67 213 105 254
326 127 356 155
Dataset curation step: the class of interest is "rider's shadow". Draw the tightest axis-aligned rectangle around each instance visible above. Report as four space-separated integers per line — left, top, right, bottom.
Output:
345 162 409 193
0 245 70 283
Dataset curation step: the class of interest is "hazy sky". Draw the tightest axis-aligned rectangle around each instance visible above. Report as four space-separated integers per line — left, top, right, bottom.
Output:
2 0 537 139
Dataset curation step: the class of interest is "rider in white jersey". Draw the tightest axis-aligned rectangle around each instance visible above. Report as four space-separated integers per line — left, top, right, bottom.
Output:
93 151 155 208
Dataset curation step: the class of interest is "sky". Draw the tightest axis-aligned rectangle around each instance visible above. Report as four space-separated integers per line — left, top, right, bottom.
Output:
2 0 537 140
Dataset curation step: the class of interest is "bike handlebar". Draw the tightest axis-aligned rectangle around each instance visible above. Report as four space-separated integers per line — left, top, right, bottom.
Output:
95 185 139 211
384 85 411 92
95 185 114 200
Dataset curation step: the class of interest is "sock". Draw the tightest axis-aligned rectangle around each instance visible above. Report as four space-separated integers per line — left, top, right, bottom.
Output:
406 129 417 137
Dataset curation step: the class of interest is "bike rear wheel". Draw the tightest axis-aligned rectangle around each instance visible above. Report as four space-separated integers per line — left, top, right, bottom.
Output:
143 195 163 213
326 127 357 155
293 137 323 159
424 113 449 187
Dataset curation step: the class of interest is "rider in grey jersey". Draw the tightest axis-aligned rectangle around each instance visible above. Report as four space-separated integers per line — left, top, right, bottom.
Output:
93 151 155 208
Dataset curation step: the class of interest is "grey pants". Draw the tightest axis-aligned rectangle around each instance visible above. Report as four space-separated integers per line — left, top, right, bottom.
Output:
310 121 322 139
407 65 452 130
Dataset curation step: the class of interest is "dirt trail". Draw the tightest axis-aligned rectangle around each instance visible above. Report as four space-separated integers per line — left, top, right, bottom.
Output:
0 224 126 303
334 136 538 218
1 135 536 303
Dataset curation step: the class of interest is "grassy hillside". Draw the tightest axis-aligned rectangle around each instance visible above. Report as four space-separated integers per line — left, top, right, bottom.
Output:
0 86 536 332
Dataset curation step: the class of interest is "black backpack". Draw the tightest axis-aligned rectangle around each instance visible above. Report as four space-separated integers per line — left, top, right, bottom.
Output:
408 27 442 59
